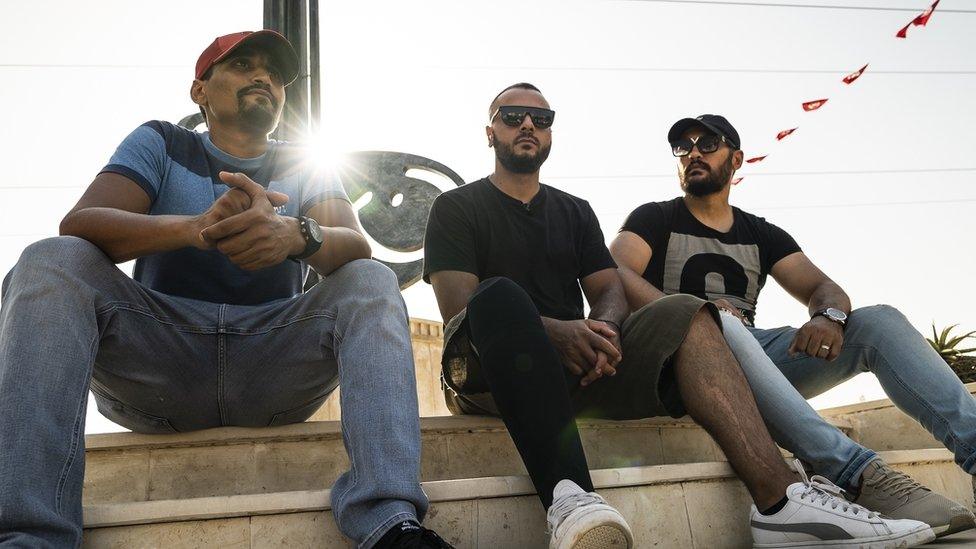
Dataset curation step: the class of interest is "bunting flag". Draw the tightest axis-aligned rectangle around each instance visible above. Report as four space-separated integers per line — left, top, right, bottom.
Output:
842 64 868 85
897 0 939 38
776 128 798 140
802 98 829 112
737 1 939 185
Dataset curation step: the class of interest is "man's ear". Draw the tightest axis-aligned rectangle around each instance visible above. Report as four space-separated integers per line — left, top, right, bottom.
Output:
190 79 207 110
485 126 494 148
732 149 744 170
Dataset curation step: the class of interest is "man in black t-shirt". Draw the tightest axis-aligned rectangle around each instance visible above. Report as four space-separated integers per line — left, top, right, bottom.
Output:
611 114 975 538
421 86 918 548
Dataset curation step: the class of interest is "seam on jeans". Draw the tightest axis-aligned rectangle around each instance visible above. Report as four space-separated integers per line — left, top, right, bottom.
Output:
330 348 358 533
55 335 98 515
217 304 227 425
94 302 217 334
849 342 976 458
222 310 338 335
359 511 417 549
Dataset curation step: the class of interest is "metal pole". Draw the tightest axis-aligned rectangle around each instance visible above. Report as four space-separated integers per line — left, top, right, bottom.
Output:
264 0 318 142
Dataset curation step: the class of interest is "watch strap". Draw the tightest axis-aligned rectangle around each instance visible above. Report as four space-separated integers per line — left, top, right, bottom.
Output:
289 216 323 260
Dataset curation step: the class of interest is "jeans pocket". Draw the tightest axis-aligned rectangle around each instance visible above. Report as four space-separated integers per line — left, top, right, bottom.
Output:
91 388 178 434
268 394 330 427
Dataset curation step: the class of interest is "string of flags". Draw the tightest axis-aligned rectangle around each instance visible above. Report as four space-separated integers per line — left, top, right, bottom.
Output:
734 0 940 184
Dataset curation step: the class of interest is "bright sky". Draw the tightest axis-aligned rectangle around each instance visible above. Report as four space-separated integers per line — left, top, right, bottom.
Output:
2 0 973 434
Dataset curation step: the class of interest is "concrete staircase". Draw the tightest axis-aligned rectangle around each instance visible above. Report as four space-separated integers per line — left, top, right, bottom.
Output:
78 318 976 547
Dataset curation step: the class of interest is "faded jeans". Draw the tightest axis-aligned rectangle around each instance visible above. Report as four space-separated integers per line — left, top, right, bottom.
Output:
0 236 427 548
723 305 976 488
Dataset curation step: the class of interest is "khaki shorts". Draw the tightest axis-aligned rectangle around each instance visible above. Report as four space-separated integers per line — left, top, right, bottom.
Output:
440 293 719 419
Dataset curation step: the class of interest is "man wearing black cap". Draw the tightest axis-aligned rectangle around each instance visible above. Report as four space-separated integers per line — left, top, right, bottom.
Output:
610 114 975 540
0 31 451 548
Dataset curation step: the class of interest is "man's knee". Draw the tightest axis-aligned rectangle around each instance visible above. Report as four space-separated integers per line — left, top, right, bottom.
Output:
847 304 910 340
19 236 105 268
329 258 400 294
467 277 531 315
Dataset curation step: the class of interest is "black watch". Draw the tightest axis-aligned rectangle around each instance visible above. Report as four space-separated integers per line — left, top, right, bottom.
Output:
289 216 323 260
814 307 848 327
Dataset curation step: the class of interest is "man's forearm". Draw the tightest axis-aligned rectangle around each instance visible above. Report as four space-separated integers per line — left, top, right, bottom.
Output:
618 267 666 312
587 277 630 329
60 207 196 263
807 281 851 316
304 226 372 276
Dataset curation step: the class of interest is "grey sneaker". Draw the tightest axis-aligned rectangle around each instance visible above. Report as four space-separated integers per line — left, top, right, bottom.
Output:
854 458 975 537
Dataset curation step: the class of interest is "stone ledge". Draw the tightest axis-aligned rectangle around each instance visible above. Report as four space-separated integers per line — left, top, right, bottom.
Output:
85 414 853 452
83 449 955 529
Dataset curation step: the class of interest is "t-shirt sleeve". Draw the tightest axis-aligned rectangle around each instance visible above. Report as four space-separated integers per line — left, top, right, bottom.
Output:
422 192 479 283
300 164 352 214
762 220 802 272
578 201 617 278
99 122 168 201
619 202 668 252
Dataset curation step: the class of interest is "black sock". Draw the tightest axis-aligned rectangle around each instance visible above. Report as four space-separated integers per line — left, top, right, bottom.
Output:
374 520 421 548
759 495 789 516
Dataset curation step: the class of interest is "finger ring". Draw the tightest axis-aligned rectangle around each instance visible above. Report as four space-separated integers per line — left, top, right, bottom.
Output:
820 344 831 351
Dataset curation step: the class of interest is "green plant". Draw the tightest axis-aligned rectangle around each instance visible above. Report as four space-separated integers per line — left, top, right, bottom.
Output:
927 324 976 384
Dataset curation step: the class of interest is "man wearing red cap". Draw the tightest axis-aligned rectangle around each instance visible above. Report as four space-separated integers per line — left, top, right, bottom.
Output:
0 31 451 549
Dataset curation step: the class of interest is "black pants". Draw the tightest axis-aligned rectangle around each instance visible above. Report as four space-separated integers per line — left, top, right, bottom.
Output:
465 277 595 507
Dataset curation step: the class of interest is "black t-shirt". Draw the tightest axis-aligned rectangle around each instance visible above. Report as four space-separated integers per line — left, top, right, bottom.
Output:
620 197 801 324
423 178 616 320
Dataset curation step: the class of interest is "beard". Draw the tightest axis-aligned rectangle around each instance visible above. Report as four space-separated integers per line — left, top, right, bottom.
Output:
680 155 734 197
495 137 551 174
237 87 279 132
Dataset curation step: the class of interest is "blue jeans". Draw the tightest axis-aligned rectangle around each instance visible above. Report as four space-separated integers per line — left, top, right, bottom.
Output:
0 237 427 548
719 312 877 490
741 305 976 479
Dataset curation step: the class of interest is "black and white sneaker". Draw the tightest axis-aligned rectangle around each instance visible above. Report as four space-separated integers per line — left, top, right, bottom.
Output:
373 520 455 549
750 461 935 548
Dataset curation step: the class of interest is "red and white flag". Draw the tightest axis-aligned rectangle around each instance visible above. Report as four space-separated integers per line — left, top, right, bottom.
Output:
732 177 744 185
897 0 939 38
802 98 828 112
776 128 798 141
745 156 767 164
914 0 939 26
843 64 868 85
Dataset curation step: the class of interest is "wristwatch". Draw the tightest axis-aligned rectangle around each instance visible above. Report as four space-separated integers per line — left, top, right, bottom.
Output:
814 307 848 327
289 216 323 260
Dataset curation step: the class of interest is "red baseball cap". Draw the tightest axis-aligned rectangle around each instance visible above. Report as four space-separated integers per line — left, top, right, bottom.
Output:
195 30 300 85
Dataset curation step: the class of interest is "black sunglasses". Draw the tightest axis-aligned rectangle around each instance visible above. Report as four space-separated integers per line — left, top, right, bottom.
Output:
671 134 735 157
490 106 556 129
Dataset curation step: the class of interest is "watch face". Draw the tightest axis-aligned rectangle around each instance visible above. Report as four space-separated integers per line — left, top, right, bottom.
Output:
306 219 323 242
825 308 848 321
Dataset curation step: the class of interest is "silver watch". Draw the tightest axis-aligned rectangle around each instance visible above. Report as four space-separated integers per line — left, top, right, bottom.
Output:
814 307 848 327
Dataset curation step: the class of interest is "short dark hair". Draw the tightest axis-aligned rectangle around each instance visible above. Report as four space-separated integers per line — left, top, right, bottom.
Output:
489 82 542 116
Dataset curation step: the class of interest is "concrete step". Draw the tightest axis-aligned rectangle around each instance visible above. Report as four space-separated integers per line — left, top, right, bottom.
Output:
83 414 854 506
82 449 972 549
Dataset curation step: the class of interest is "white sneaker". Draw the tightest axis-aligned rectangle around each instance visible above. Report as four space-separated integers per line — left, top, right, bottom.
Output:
547 479 633 549
750 461 935 549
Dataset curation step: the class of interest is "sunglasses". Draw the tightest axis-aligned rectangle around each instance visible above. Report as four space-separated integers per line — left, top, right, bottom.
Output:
490 106 556 129
670 134 735 157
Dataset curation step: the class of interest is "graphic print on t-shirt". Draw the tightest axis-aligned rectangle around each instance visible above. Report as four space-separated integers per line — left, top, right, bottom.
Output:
662 232 761 315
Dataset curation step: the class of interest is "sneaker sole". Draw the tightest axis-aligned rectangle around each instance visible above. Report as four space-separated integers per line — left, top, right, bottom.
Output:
551 507 633 549
934 511 976 537
753 525 935 549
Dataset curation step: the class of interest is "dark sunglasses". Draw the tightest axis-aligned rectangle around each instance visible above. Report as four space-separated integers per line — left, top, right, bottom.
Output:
490 106 556 129
670 134 735 157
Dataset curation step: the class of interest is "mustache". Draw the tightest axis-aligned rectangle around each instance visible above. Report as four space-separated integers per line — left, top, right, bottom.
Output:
685 161 711 174
515 133 539 146
238 84 277 108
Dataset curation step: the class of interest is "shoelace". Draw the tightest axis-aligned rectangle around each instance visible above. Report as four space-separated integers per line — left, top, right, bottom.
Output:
546 489 607 533
867 463 927 501
792 459 879 519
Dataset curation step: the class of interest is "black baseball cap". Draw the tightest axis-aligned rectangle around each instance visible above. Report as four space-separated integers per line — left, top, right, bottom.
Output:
668 115 741 150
